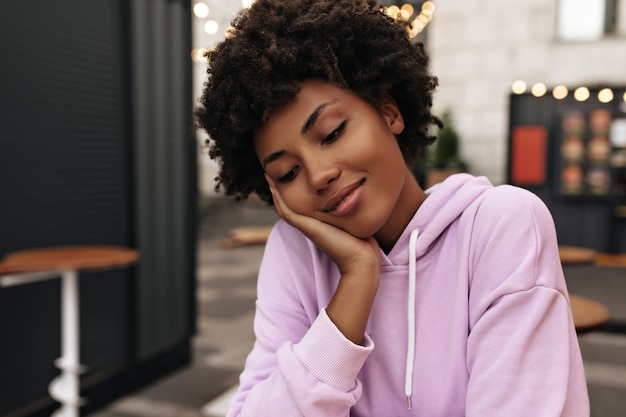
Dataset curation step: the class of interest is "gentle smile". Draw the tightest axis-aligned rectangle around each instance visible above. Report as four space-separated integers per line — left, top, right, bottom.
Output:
322 178 366 216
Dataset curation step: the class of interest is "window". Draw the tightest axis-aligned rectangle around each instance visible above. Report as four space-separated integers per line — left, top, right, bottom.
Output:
557 0 617 41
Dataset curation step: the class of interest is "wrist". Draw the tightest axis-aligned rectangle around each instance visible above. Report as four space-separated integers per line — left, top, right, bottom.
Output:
327 269 380 345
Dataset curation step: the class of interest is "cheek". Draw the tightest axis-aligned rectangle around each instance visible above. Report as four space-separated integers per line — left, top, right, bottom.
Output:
280 185 318 217
354 134 405 171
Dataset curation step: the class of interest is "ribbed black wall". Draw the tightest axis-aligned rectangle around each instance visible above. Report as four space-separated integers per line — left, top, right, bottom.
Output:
0 0 129 253
0 2 131 415
0 1 196 415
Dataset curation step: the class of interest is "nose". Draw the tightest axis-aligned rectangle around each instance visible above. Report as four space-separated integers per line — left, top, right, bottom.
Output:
306 157 340 195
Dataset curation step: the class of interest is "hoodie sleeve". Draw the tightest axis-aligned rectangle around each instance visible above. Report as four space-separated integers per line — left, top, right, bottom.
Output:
226 221 374 417
465 185 589 417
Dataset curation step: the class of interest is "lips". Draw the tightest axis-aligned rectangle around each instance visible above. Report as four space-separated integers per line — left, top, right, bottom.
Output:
322 178 365 215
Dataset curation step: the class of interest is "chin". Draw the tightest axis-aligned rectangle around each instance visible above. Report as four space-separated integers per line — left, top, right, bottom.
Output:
342 222 383 240
321 210 389 240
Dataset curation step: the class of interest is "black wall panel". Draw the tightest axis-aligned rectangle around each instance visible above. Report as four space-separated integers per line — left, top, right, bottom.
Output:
0 2 131 415
0 0 196 415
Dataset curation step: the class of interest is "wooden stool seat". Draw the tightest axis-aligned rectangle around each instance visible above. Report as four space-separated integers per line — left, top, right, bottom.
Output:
0 245 138 416
570 294 611 334
558 245 597 266
0 246 138 275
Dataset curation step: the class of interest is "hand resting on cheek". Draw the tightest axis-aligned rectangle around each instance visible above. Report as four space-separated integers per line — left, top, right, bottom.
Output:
265 174 381 345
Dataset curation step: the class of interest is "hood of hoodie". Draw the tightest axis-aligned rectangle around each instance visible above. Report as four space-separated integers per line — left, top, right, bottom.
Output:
381 173 494 267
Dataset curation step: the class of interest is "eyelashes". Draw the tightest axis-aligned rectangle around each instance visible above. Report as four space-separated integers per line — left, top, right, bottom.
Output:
321 121 346 145
277 166 299 183
276 121 347 183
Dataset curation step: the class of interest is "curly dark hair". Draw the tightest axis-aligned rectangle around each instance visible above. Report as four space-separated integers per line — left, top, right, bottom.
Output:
195 0 441 204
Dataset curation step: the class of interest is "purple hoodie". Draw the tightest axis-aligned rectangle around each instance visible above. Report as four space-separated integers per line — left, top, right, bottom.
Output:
227 174 589 416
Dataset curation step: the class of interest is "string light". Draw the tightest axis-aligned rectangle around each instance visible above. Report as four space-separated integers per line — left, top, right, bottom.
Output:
531 83 547 97
552 85 568 100
574 87 590 102
385 3 435 38
193 2 209 18
410 2 436 38
422 1 436 13
386 5 400 19
400 4 414 20
511 81 624 104
204 20 219 35
241 0 255 8
598 88 614 103
191 48 208 62
512 80 527 94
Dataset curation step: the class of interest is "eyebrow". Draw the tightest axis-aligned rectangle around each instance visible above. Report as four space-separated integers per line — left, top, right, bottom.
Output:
301 99 339 135
262 150 286 168
262 99 339 169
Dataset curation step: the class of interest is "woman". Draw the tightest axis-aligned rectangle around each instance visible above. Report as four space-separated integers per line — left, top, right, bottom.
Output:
195 1 589 415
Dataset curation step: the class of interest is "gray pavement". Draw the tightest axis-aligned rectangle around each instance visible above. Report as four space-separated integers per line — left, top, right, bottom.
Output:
89 196 626 417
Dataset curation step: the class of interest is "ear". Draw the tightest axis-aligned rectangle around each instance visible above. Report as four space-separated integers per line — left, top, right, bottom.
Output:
380 96 405 135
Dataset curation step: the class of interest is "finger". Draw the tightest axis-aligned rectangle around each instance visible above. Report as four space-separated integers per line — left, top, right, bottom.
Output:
264 175 293 221
264 173 276 189
264 174 283 215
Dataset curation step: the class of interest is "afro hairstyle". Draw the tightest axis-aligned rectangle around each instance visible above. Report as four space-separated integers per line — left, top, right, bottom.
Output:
195 0 441 204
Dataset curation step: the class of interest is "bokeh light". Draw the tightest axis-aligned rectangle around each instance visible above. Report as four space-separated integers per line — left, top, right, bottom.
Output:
574 86 590 102
512 80 527 94
193 2 209 18
552 85 569 100
598 88 614 103
531 83 547 97
204 20 219 35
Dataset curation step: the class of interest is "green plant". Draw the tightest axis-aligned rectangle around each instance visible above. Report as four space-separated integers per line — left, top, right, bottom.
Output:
425 110 468 171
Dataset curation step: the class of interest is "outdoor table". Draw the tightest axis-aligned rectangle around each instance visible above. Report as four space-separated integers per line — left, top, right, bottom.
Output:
570 294 611 334
0 246 139 417
558 245 597 265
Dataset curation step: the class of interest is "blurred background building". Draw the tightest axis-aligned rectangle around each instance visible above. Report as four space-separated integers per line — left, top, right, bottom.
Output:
430 0 626 183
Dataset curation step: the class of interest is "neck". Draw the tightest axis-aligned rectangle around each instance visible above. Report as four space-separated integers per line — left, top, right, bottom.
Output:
374 168 427 253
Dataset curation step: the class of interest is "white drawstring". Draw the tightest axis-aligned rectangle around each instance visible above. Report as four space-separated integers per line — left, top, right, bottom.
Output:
405 229 419 409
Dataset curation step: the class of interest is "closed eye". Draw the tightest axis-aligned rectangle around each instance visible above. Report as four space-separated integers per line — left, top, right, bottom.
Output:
321 121 346 145
277 166 300 183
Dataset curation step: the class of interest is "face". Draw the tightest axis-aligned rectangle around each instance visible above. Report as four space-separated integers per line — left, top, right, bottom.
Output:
254 80 422 248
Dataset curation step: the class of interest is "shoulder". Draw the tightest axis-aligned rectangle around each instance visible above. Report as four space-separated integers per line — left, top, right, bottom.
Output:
472 184 554 230
466 184 559 270
477 184 547 212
